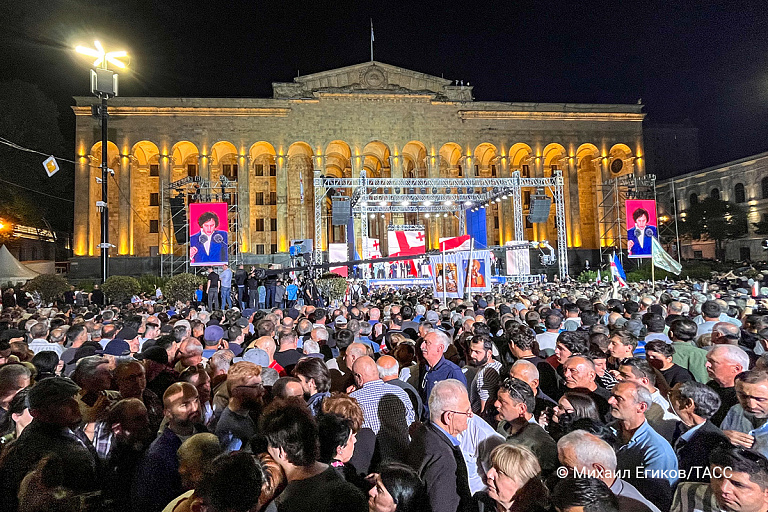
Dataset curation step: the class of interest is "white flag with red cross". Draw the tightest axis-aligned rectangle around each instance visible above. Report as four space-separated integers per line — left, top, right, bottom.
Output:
364 237 382 259
387 230 425 276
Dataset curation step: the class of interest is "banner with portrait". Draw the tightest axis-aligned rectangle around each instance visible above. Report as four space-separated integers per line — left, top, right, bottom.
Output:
505 243 531 276
189 202 229 266
625 199 658 259
429 253 463 298
461 250 492 293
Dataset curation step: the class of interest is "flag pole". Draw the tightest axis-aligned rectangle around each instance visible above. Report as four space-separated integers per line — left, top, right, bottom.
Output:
464 237 474 301
370 19 374 61
651 257 655 292
441 242 447 308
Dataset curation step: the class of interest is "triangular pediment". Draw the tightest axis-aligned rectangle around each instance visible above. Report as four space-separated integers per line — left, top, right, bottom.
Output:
272 61 471 101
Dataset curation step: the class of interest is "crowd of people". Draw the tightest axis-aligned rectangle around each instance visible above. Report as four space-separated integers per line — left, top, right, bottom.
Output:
1 272 768 512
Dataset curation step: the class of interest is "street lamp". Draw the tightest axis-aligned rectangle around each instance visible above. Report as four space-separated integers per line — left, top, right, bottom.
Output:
76 41 127 283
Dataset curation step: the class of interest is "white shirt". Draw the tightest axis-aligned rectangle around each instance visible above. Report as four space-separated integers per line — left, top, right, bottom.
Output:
203 236 211 255
457 415 505 494
536 331 559 352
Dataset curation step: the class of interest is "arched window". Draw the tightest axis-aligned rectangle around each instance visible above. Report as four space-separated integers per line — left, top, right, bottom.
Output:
689 193 698 205
711 188 720 200
762 177 768 199
734 183 746 203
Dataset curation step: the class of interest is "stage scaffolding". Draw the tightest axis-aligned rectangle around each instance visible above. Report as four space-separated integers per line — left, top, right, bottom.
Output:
597 173 656 266
160 176 243 277
314 170 569 279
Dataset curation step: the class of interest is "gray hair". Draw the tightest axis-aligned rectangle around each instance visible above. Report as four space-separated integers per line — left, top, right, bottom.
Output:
347 319 361 335
415 304 426 316
303 340 320 355
712 345 750 371
626 382 653 408
312 327 329 342
677 381 721 420
377 360 399 379
430 330 451 353
208 349 235 373
428 379 467 418
558 430 617 471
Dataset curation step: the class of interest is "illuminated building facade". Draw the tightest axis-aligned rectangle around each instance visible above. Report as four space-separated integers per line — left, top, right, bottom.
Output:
73 61 645 260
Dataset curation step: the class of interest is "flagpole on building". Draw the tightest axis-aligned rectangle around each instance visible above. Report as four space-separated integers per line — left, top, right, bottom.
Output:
370 19 374 61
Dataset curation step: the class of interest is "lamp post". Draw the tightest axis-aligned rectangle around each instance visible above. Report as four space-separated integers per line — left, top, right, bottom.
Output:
75 41 127 283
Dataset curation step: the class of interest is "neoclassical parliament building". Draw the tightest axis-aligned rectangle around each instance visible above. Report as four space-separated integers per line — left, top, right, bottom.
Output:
73 61 645 263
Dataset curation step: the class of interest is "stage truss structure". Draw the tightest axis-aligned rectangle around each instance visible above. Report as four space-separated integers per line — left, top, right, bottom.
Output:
597 173 656 266
314 170 569 279
160 176 243 277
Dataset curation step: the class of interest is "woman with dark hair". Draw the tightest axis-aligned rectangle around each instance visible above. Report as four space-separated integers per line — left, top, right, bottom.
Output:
367 462 429 512
0 388 31 446
30 351 60 381
644 340 694 388
317 413 364 488
546 392 601 441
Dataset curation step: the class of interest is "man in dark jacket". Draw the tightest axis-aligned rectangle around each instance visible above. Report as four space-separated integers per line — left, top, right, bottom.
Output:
408 379 474 512
234 264 248 309
131 382 204 512
0 377 98 512
669 381 730 482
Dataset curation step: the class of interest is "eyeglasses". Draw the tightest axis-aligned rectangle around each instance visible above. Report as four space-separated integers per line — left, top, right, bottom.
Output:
446 409 473 417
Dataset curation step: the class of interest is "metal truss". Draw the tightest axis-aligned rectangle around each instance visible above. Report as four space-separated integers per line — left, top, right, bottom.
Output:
318 176 559 188
387 224 425 231
315 171 569 279
597 174 656 267
160 176 243 277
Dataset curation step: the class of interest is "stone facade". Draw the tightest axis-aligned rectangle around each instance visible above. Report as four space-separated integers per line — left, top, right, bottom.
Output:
73 61 645 260
657 151 768 262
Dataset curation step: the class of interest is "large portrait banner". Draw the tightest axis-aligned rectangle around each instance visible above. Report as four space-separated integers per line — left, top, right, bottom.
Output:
625 199 658 259
189 202 229 266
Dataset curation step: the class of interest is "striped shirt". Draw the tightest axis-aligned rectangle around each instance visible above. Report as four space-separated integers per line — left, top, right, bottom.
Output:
671 482 720 512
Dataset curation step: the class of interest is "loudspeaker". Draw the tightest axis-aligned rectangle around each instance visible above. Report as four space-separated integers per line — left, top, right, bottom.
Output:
332 197 351 226
169 196 188 245
527 196 552 224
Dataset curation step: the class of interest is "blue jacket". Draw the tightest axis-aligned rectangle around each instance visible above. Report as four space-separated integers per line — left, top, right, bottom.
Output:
190 230 228 264
627 225 658 256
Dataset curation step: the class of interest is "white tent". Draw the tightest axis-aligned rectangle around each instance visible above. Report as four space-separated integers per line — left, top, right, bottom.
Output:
0 245 39 283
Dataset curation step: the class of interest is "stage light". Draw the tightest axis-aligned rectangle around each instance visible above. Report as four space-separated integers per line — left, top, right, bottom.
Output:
378 200 387 207
370 214 376 219
401 200 410 206
501 194 508 199
425 213 430 218
424 200 433 206
443 213 448 218
481 204 486 209
495 197 501 203
361 201 367 206
444 200 453 206
464 200 472 206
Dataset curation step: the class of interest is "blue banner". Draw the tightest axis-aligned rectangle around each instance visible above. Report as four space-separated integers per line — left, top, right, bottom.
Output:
465 208 487 249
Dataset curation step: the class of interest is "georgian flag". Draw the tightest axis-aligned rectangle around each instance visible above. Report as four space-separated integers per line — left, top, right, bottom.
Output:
387 230 426 275
364 237 382 259
610 252 627 287
438 235 471 251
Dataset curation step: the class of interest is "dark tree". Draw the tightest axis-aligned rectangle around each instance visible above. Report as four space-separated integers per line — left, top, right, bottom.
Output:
680 196 748 260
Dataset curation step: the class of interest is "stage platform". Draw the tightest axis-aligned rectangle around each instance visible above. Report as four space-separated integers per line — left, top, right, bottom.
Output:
366 274 546 288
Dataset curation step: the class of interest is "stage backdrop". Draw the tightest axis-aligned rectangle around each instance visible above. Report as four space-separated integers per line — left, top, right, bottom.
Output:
461 250 492 293
388 230 425 276
625 199 658 259
189 202 229 266
430 250 491 297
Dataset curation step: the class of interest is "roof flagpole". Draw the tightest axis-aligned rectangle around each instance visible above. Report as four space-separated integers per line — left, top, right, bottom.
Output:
370 19 374 61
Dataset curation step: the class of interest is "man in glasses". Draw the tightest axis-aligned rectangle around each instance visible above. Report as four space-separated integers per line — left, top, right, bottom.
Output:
408 378 474 512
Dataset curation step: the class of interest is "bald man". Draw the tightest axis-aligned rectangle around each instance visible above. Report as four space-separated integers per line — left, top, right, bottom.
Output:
377 355 423 420
255 336 285 376
350 356 415 462
510 359 557 420
174 337 204 373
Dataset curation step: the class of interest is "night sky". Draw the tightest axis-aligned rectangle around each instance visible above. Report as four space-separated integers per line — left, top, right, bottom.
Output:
2 0 768 172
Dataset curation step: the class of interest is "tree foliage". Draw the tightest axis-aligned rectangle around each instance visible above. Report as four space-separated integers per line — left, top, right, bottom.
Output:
316 273 348 303
25 274 69 304
679 197 748 259
164 273 206 304
101 275 141 304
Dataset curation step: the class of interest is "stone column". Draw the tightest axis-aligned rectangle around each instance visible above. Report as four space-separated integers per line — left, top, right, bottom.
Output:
568 156 582 247
118 154 132 255
199 154 210 182
276 154 288 253
74 155 90 256
238 154 251 254
159 154 171 254
533 156 544 241
427 154 440 249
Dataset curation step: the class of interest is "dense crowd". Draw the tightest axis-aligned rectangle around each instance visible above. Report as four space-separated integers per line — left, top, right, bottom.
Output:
1 273 768 512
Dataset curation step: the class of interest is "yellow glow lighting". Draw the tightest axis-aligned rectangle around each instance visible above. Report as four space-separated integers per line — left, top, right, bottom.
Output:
76 41 128 69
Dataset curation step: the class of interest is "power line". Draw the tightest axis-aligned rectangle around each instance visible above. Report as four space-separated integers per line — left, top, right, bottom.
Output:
0 178 74 203
0 136 77 165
